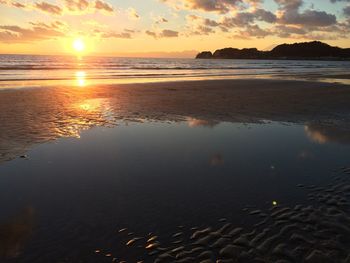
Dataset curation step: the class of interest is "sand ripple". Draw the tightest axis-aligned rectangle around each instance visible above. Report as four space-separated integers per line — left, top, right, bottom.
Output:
102 167 350 263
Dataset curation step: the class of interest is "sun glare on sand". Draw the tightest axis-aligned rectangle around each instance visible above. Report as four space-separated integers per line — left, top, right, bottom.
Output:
73 39 85 53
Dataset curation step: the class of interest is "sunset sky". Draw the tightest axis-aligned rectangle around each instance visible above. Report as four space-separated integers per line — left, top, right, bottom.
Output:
0 0 350 57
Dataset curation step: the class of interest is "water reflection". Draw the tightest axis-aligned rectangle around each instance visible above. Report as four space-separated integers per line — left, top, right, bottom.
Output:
75 71 86 87
187 118 219 128
0 207 34 259
305 123 350 145
0 87 112 162
1 81 350 164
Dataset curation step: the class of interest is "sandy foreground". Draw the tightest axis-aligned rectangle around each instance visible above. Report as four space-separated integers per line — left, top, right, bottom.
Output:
0 78 350 162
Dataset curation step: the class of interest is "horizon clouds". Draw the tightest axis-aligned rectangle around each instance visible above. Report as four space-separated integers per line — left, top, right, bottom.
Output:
0 0 349 55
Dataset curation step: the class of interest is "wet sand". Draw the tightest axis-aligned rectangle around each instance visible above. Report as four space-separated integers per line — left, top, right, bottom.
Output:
1 78 350 262
1 78 350 163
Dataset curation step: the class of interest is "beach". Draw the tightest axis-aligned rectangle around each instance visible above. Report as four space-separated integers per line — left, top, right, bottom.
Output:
1 78 350 162
1 76 350 262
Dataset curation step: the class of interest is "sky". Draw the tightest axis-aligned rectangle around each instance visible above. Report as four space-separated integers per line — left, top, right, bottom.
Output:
0 0 350 57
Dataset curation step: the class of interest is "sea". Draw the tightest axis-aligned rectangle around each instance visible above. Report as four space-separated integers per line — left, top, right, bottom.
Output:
1 54 350 88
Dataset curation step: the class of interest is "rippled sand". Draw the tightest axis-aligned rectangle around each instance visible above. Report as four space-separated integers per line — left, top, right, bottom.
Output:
1 79 350 163
96 167 350 263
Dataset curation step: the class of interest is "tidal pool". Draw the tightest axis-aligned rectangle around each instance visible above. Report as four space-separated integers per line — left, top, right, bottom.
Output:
0 121 349 263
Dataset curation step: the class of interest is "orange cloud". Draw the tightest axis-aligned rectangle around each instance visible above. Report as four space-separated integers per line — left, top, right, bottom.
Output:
34 1 62 15
0 22 65 43
161 0 261 13
64 0 89 12
11 1 25 8
146 29 179 38
95 0 114 13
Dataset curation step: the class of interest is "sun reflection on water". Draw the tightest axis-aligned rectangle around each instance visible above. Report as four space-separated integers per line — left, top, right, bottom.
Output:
75 71 86 87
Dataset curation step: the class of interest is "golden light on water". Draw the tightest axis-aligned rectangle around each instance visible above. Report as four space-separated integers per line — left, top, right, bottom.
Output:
75 71 86 87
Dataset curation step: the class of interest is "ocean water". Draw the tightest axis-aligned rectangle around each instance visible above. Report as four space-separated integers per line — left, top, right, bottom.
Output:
1 54 350 88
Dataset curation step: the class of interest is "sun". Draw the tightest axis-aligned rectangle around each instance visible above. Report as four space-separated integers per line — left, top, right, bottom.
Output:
73 38 85 53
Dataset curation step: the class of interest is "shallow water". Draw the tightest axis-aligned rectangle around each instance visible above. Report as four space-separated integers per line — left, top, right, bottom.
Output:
0 120 350 262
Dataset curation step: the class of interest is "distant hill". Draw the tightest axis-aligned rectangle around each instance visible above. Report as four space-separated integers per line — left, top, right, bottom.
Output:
196 41 350 60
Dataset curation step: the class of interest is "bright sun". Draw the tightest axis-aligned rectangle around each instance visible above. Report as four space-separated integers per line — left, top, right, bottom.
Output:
73 39 85 53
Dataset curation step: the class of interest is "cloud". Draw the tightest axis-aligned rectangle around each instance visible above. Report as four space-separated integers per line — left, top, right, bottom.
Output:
102 32 132 38
274 0 303 10
94 0 114 13
126 7 140 20
0 1 28 9
185 15 217 35
1 0 116 16
161 0 261 14
161 29 179 37
0 21 65 43
64 0 89 12
279 9 337 27
64 0 114 14
34 1 62 15
146 29 179 38
62 0 115 14
1 0 349 42
96 28 135 39
254 8 277 23
180 0 348 40
145 30 157 38
29 20 66 29
233 24 270 39
183 0 241 13
275 0 337 27
154 16 168 24
193 25 215 35
203 18 220 27
184 8 276 37
344 5 350 16
273 25 306 37
11 1 25 8
189 8 276 29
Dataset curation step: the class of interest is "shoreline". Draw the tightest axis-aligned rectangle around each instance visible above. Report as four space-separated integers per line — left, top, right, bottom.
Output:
1 69 350 90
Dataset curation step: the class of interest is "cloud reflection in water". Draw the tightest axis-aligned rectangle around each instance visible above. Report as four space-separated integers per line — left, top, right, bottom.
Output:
305 124 350 145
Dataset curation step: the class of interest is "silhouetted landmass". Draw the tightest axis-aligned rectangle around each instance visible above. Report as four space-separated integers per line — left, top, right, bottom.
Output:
196 41 350 60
